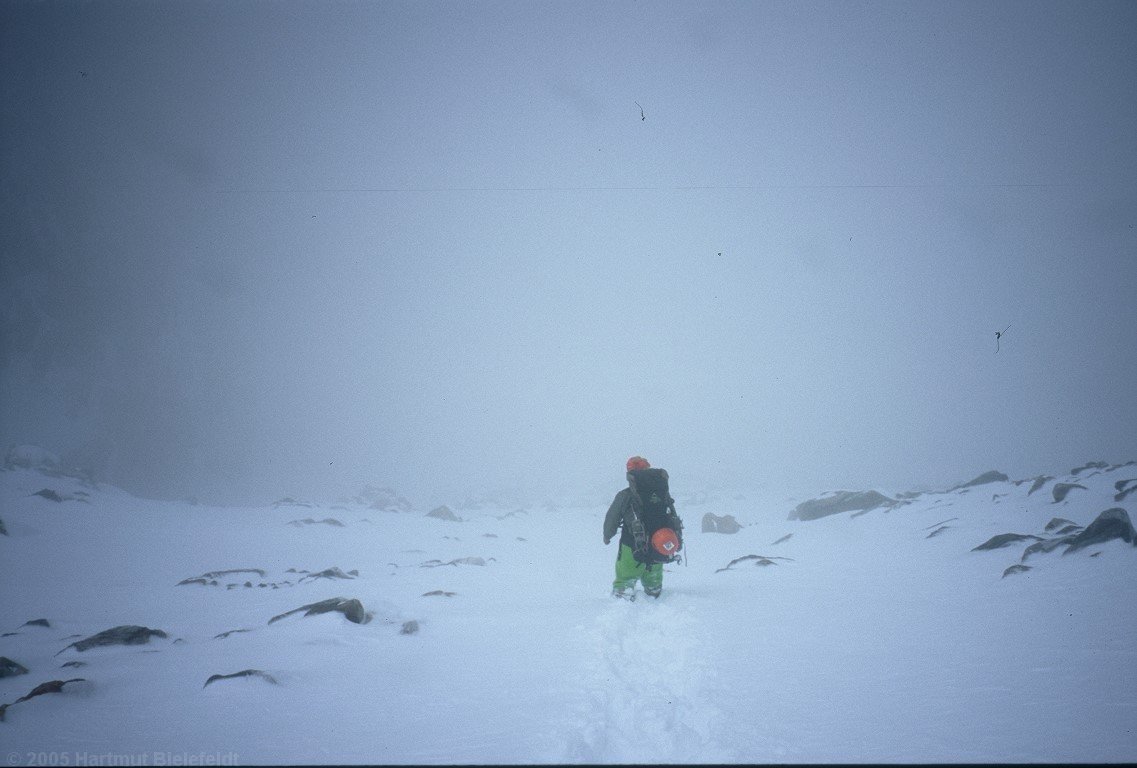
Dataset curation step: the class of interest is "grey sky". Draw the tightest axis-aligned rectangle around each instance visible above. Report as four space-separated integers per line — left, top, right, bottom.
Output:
2 0 1135 507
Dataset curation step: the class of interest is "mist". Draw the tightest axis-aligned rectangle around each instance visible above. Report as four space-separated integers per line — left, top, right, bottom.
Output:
2 0 1135 508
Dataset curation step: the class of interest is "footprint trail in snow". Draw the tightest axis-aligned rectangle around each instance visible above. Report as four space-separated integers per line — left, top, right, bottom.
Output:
558 591 735 763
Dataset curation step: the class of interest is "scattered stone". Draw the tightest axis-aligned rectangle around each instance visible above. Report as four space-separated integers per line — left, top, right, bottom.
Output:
213 629 253 640
0 657 29 678
701 513 742 533
1002 564 1032 578
60 661 86 669
771 533 793 545
716 554 794 573
972 533 1044 551
298 567 356 582
422 590 457 597
58 625 168 655
32 488 65 502
203 669 278 688
400 621 419 635
1027 476 1054 496
287 517 345 527
419 557 488 568
426 505 461 522
177 569 266 586
949 471 1009 492
268 597 371 625
1052 483 1087 503
789 490 896 521
1064 508 1137 554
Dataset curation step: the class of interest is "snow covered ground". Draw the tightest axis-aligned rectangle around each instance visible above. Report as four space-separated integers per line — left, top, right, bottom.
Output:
2 460 1135 764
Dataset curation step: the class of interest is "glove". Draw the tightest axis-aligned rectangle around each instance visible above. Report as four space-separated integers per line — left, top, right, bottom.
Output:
603 535 611 545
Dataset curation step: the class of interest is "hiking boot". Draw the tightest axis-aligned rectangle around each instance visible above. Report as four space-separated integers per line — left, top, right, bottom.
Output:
612 588 636 602
644 586 661 599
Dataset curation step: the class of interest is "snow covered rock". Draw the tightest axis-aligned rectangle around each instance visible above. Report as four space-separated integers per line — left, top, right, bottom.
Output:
203 669 278 688
287 517 345 527
1115 479 1137 502
1026 476 1054 495
1064 508 1136 553
352 485 414 513
701 512 742 533
972 533 1044 551
789 490 895 521
426 505 461 522
0 678 87 722
267 597 371 625
949 470 1009 492
0 657 29 678
59 625 168 654
297 567 358 582
0 516 6 536
1052 483 1087 503
177 569 266 586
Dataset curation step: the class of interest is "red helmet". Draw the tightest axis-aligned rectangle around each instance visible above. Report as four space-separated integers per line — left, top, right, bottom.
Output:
651 527 680 557
626 456 650 472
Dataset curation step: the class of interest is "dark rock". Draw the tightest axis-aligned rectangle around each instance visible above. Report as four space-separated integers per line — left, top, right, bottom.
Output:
1115 479 1137 502
203 669 277 688
771 533 793 545
1022 536 1077 561
21 619 50 628
213 629 252 640
926 526 951 539
789 490 895 521
972 533 1044 551
715 554 794 573
287 517 344 527
949 471 1009 492
0 516 6 536
60 661 86 669
1071 461 1109 476
1002 564 1032 578
1 678 87 719
1064 508 1137 554
0 657 29 678
1027 476 1054 496
422 590 456 597
33 488 64 502
400 620 420 635
1045 518 1078 532
273 496 314 508
701 512 742 533
298 567 356 582
58 625 168 654
1052 483 1087 503
426 505 461 522
419 557 488 567
268 597 371 625
177 569 266 586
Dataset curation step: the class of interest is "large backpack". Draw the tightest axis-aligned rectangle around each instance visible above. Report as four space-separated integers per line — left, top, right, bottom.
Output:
626 468 681 563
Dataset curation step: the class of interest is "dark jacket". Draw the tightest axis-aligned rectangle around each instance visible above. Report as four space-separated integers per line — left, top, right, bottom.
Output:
603 486 683 551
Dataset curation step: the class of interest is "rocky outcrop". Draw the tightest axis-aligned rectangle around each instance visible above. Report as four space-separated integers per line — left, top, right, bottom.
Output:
1064 508 1136 553
1071 461 1109 476
419 556 488 567
949 471 1009 492
268 597 371 625
701 513 742 533
0 657 29 678
1027 476 1054 495
287 517 345 527
0 516 6 536
1115 479 1137 502
771 533 793 545
297 567 358 582
1002 564 1032 578
58 626 168 654
422 590 456 597
789 491 895 521
972 533 1044 551
400 620 420 635
1052 483 1087 503
0 678 86 721
203 669 278 688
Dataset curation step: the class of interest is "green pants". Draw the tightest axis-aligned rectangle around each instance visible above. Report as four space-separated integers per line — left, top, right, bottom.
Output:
613 544 663 595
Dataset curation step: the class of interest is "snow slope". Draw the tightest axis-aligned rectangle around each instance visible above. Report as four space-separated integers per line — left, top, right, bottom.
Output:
1 462 1135 764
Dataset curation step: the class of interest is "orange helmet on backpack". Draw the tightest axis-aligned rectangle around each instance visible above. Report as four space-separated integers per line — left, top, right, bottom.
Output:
626 456 650 472
651 527 680 557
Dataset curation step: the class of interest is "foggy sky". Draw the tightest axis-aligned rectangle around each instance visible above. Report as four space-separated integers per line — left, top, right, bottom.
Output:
2 0 1135 508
